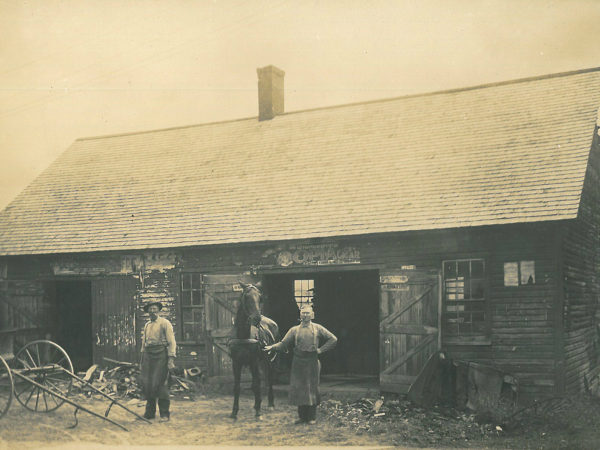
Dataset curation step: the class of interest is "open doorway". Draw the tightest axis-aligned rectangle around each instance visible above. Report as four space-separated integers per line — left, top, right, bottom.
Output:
54 280 93 371
263 270 380 380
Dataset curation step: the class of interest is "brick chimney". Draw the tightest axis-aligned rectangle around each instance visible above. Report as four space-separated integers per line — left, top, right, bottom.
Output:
257 65 285 121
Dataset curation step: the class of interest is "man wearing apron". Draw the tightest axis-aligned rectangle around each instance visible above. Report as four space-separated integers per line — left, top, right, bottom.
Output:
140 301 176 421
265 304 337 424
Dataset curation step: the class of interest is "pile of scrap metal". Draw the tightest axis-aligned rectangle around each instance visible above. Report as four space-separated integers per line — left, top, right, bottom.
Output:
408 352 518 421
74 357 202 399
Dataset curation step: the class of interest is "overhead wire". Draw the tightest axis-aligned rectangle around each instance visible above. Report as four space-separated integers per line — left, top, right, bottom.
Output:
0 0 290 120
0 2 174 78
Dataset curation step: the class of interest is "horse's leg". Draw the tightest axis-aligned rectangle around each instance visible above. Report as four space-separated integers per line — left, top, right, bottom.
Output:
231 358 241 420
249 358 262 419
266 360 275 409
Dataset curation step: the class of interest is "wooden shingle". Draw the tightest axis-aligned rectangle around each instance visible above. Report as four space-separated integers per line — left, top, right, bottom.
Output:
1 67 599 255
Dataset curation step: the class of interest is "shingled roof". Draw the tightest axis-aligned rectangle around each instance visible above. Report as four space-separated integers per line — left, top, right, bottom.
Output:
1 67 600 255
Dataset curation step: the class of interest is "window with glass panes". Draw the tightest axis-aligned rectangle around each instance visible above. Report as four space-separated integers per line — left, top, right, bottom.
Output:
180 273 203 341
442 259 486 336
294 279 314 309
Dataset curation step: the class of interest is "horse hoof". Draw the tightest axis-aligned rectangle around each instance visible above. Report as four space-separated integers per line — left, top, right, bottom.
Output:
255 414 263 421
268 406 275 411
230 414 238 420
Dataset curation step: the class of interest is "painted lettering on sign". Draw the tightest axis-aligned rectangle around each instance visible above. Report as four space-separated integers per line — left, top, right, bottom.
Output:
380 275 409 284
273 244 360 267
381 285 411 291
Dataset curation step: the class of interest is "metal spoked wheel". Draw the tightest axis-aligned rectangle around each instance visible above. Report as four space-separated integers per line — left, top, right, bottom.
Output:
0 355 14 419
12 340 74 412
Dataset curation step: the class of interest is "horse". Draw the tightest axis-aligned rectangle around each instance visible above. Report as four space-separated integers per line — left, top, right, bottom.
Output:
228 281 280 420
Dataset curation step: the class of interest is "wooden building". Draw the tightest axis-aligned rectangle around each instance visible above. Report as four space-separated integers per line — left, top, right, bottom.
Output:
2 66 600 400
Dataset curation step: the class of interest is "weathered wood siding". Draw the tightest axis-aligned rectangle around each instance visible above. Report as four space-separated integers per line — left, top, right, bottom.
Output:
0 258 55 357
0 252 209 371
357 225 560 398
561 134 600 394
91 277 138 364
181 224 560 397
0 279 51 353
0 221 564 396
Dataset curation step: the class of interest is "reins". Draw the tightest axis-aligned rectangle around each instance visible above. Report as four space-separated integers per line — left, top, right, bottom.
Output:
231 285 278 363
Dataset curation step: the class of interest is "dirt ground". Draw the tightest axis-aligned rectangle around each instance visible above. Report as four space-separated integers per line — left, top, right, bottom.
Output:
1 389 600 449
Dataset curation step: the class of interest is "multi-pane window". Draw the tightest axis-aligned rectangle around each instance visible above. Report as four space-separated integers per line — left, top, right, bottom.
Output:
503 261 535 286
443 259 486 336
294 279 314 309
180 273 203 342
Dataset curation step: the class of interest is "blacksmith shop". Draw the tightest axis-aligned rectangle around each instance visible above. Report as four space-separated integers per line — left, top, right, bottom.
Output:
2 66 600 401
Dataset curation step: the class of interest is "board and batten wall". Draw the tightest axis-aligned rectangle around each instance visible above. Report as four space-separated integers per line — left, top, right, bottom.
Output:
1 217 596 399
561 131 600 394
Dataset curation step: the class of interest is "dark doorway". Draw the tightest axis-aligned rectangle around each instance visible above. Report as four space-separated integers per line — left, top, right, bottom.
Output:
263 270 379 376
54 281 93 371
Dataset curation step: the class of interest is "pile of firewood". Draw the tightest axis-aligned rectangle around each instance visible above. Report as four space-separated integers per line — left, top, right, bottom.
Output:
73 357 201 399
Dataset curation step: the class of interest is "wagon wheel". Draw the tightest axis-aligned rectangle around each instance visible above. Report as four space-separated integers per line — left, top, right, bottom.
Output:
12 340 74 412
0 355 14 419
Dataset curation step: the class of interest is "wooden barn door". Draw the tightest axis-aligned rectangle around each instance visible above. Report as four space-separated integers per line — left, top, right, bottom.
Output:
92 277 138 364
203 274 258 378
379 270 441 393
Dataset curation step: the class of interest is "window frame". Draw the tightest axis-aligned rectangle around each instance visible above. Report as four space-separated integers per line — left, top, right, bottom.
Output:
179 272 204 344
503 260 536 287
441 258 490 345
293 278 314 310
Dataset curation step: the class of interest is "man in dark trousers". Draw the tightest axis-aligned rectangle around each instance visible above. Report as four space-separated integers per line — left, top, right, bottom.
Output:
264 303 337 424
140 301 176 422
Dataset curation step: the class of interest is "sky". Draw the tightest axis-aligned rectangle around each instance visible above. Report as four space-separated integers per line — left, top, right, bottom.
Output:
1 0 600 210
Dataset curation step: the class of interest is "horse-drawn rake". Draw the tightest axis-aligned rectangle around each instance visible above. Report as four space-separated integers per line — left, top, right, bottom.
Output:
0 339 150 431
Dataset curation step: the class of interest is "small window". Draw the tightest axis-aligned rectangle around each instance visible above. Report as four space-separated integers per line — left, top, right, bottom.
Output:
294 279 314 310
504 261 535 286
180 273 203 341
443 259 487 337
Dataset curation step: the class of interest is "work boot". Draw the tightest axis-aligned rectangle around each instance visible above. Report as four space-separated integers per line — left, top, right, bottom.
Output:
158 398 170 422
143 399 156 419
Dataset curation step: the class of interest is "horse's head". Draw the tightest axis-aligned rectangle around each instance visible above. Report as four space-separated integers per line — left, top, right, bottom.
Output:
239 281 263 326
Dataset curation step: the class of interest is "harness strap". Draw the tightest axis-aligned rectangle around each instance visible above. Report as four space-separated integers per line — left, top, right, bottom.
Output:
256 323 275 347
294 323 317 350
229 338 260 345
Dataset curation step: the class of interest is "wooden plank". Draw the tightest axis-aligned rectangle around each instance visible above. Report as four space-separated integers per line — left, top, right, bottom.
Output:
211 340 231 358
379 383 410 394
380 324 437 335
210 328 232 339
443 336 491 345
492 327 554 334
380 374 417 385
204 291 236 314
382 334 434 375
380 285 433 327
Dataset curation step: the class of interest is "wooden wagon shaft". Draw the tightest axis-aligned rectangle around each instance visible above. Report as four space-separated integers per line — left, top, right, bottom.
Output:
11 371 129 431
13 364 64 375
54 366 151 424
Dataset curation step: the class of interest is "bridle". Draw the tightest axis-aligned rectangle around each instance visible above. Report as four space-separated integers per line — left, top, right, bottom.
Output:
240 284 262 323
229 285 277 363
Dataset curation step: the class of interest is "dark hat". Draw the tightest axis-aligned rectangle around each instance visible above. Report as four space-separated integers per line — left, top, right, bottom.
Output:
143 301 163 312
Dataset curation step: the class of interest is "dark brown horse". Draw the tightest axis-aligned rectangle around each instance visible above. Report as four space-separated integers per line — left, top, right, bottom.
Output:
229 281 279 420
